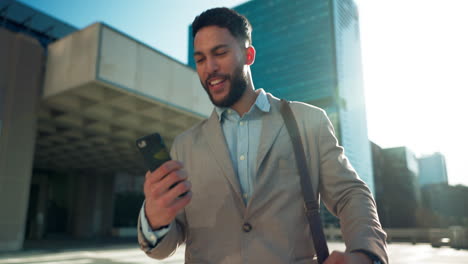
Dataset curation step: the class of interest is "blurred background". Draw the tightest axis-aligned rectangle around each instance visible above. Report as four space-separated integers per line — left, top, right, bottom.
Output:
1 0 467 262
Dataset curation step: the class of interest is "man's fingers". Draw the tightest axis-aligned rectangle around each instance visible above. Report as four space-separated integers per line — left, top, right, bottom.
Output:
145 160 184 184
145 170 188 199
159 170 188 192
169 191 193 213
142 160 190 229
166 180 192 200
146 190 192 225
157 160 184 179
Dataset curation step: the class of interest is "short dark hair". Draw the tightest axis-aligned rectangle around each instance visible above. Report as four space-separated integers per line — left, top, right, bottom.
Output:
191 7 252 47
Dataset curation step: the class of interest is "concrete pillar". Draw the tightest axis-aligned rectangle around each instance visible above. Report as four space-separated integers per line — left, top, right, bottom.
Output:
98 174 115 237
69 173 114 238
0 28 44 251
70 174 97 238
27 174 49 240
36 174 49 239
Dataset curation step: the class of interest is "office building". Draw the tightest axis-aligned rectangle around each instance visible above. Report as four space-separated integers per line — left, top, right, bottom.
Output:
418 152 448 186
370 142 386 222
379 147 421 227
421 183 468 227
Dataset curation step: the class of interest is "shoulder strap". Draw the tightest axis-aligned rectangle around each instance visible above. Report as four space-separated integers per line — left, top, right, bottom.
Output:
280 99 329 264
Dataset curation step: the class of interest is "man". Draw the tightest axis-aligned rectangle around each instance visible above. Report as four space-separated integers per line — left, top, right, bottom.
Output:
138 7 388 264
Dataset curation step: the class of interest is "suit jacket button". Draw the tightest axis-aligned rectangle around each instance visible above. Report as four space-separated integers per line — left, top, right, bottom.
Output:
243 223 252 233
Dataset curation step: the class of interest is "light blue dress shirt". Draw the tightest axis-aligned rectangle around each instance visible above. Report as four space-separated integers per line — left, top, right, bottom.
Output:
140 89 271 246
214 88 270 203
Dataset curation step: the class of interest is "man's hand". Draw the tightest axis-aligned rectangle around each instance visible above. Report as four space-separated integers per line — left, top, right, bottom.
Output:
143 160 192 230
323 251 372 264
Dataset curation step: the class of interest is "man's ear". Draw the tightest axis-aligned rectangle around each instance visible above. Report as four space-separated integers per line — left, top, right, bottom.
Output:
245 46 256 65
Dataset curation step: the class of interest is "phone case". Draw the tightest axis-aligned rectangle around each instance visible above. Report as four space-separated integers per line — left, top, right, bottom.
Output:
136 133 171 172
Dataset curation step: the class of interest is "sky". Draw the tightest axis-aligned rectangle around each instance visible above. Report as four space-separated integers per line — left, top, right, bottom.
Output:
18 0 468 186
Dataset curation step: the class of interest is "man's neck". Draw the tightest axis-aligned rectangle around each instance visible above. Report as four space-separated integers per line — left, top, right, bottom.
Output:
230 85 258 117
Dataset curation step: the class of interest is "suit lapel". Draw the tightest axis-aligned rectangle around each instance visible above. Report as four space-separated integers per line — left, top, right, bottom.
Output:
202 110 244 206
255 95 284 176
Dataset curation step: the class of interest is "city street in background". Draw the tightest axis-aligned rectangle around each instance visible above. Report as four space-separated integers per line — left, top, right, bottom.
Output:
1 242 468 264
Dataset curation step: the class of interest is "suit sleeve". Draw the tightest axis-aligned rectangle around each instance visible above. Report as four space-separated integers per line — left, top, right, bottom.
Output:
138 201 172 246
316 110 389 264
137 138 189 259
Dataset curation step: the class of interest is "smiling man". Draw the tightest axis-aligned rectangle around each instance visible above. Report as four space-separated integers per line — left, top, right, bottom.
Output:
138 7 388 264
194 19 257 115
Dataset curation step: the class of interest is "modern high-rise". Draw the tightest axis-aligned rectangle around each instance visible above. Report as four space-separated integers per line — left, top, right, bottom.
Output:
188 0 374 193
418 152 448 186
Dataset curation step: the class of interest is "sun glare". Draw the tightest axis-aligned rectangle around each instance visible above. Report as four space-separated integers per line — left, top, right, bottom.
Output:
358 0 468 185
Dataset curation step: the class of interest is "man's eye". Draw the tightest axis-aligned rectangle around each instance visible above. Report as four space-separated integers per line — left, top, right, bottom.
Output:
215 51 227 56
196 58 205 63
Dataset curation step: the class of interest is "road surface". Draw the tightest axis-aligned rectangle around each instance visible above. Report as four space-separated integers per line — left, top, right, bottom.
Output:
1 242 467 263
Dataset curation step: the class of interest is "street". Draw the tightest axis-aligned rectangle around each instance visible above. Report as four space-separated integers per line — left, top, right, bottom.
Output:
1 242 467 264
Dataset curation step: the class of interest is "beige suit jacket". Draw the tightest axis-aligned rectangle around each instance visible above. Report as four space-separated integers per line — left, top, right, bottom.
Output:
138 94 388 264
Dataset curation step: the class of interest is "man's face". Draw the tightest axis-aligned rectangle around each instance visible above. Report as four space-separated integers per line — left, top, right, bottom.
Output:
193 26 248 107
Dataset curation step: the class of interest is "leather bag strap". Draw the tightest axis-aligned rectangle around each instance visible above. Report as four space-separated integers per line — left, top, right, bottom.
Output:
280 99 330 264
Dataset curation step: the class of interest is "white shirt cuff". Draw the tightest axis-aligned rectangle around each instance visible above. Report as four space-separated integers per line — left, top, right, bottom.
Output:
139 201 172 247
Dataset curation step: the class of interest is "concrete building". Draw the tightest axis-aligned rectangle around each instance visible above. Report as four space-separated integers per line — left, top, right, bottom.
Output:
0 1 211 251
418 152 448 186
189 0 375 194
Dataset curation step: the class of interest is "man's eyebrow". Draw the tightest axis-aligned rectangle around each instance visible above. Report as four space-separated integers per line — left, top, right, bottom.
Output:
193 51 204 57
211 44 229 52
193 44 230 57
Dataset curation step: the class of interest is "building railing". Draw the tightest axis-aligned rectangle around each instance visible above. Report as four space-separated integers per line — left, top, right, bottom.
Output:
324 227 468 249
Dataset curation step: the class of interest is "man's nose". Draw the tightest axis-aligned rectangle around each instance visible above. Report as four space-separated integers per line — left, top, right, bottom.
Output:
206 57 219 73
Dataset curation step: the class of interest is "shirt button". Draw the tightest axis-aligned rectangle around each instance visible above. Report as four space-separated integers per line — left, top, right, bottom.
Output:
243 193 248 199
150 234 156 241
243 223 252 233
227 109 232 114
240 121 244 126
239 155 245 161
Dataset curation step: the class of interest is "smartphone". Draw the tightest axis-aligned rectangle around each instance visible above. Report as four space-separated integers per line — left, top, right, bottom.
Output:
136 132 171 172
136 133 187 197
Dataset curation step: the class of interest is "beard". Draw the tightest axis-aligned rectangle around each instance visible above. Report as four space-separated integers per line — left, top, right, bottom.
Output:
201 65 248 108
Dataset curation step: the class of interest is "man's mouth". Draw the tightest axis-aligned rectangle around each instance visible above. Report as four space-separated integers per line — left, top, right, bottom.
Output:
207 77 228 92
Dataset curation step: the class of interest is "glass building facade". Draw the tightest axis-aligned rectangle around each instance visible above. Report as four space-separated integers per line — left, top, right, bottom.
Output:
188 0 374 193
418 153 448 186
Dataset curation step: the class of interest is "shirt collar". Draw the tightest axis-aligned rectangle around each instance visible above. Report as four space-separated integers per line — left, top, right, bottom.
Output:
215 88 270 121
